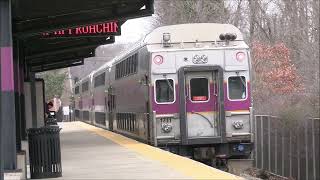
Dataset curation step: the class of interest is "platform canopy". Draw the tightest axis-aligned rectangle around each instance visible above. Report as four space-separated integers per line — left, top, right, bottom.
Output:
12 0 154 72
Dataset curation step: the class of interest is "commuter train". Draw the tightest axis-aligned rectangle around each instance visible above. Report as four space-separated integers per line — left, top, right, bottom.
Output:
74 23 253 169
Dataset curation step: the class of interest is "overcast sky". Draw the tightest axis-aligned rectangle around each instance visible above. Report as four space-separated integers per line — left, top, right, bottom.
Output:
115 16 157 43
94 16 157 58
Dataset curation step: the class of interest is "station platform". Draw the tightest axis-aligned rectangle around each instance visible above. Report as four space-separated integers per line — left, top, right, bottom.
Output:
44 122 242 179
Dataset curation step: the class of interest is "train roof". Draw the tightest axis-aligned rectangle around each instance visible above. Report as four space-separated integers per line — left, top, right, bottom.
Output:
93 59 115 75
144 23 244 44
75 70 95 86
111 43 143 65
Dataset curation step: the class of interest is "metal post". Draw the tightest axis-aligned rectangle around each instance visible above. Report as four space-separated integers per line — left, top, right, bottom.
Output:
14 40 22 151
312 119 316 180
0 0 17 177
30 72 37 127
19 44 27 140
254 115 258 168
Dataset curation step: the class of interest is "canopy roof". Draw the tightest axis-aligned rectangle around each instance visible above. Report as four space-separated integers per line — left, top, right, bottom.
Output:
12 0 153 72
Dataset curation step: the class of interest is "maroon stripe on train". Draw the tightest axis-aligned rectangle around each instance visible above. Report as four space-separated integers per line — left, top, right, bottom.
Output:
1 47 14 91
224 83 251 111
151 85 180 114
151 83 251 114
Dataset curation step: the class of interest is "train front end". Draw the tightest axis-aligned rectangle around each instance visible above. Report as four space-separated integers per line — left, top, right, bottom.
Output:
145 23 253 169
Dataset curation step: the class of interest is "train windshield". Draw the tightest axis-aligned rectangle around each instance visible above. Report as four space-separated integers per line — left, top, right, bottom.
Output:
190 78 209 101
155 79 174 103
228 76 246 100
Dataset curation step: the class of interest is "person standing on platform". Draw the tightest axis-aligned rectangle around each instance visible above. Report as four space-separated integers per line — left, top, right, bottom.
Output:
53 95 63 122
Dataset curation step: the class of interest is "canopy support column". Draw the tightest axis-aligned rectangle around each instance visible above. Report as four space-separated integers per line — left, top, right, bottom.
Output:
0 1 17 179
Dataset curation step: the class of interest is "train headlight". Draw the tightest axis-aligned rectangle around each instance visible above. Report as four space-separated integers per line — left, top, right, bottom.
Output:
161 123 173 133
232 120 244 129
162 33 171 47
163 33 171 42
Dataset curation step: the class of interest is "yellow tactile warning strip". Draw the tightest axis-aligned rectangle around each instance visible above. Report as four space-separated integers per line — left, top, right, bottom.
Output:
77 121 243 180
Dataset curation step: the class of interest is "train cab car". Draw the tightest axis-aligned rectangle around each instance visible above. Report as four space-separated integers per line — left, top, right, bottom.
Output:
144 23 253 166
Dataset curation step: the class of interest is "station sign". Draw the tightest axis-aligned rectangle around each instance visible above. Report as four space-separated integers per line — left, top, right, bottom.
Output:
41 21 120 38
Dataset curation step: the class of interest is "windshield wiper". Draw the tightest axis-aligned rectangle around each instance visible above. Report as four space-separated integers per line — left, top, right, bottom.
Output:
163 74 174 92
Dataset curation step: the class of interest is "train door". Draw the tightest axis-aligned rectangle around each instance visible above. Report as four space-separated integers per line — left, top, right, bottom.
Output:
179 67 223 144
185 71 218 138
107 86 114 131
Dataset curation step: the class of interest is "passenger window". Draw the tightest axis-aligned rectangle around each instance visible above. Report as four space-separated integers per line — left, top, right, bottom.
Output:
94 73 105 87
228 76 246 100
81 81 89 92
155 79 174 103
75 86 80 94
190 78 209 101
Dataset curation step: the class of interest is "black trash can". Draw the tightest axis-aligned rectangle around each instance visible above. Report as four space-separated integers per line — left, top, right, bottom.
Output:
27 126 62 179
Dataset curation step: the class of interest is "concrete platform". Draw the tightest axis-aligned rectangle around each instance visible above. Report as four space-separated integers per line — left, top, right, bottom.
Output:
44 122 242 179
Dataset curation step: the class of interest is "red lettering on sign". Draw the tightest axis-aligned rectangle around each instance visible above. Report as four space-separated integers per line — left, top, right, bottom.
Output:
82 26 89 34
41 20 120 38
113 22 118 32
89 25 96 34
96 24 102 33
75 27 82 34
103 23 110 32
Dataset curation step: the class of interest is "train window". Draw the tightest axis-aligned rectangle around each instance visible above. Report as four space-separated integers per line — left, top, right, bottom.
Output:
126 57 130 74
120 61 124 78
133 54 138 73
108 94 116 111
228 76 246 100
155 79 174 103
129 56 133 74
75 86 80 94
94 73 105 87
115 64 119 79
115 53 138 80
190 78 209 102
81 81 89 92
122 61 125 76
116 113 136 132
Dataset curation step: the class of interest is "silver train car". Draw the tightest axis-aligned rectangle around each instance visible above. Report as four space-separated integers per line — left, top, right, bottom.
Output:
74 23 253 169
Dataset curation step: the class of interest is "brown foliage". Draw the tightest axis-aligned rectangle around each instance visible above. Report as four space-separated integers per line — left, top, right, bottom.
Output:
252 41 304 94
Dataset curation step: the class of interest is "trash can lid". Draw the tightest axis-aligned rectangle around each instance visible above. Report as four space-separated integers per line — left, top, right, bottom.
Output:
27 126 61 135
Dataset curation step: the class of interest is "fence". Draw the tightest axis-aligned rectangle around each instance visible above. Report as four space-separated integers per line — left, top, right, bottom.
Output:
254 115 319 180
